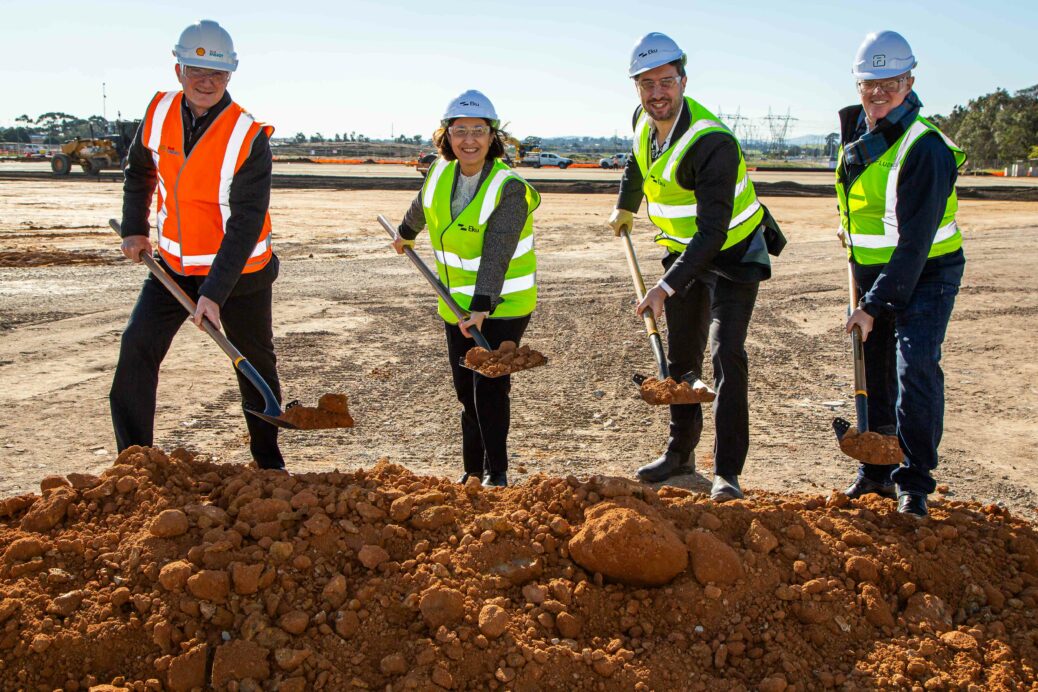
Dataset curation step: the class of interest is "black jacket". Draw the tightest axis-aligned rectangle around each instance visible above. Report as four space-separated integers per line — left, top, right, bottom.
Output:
121 90 278 305
617 101 771 291
838 105 964 316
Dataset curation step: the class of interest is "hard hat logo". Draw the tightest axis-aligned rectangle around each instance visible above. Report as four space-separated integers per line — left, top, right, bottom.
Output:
872 55 886 68
195 47 206 56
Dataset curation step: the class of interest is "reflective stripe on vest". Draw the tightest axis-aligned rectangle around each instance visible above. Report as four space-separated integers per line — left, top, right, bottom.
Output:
836 116 966 265
634 96 763 253
141 91 274 276
421 157 540 323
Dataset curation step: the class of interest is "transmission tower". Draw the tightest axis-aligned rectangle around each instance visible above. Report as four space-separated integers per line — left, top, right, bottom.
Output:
762 107 798 155
716 106 746 141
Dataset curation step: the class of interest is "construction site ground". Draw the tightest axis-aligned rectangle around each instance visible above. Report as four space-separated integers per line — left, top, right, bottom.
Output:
1 175 1036 511
3 171 1038 691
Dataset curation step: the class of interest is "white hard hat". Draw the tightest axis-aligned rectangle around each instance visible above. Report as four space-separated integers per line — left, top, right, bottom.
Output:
441 90 500 129
173 19 239 72
629 32 686 78
852 30 916 80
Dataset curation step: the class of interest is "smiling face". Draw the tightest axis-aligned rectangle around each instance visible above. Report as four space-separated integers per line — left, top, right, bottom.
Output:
176 63 230 116
634 63 686 124
447 117 492 171
858 72 914 126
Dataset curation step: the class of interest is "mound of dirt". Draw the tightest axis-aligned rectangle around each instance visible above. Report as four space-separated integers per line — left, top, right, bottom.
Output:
464 340 547 377
278 393 354 429
839 429 902 466
2 448 1038 690
638 377 716 405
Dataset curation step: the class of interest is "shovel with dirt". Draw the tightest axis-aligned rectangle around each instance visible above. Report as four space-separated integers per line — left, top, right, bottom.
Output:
832 260 900 465
618 225 715 405
377 214 547 378
109 219 353 430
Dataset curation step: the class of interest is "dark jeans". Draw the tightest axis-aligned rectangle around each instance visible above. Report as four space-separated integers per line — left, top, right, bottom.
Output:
110 269 284 469
444 315 530 476
856 277 960 495
663 256 759 478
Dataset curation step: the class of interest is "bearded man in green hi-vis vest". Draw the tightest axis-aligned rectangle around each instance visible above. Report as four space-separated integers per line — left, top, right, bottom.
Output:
838 31 966 519
391 90 539 489
608 32 786 501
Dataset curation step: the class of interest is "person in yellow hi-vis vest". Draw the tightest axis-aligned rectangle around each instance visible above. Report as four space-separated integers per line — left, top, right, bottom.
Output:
609 33 784 501
391 90 539 488
838 31 966 518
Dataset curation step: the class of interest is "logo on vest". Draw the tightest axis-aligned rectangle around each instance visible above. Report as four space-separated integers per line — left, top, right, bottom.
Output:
165 146 180 156
456 223 480 233
648 174 663 185
872 54 886 68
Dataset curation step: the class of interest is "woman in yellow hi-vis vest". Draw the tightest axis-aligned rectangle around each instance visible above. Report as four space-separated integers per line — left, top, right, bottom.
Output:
391 90 540 487
838 31 966 518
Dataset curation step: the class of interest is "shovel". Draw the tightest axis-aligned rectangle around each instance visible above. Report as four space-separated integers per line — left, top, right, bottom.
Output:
618 225 715 405
832 260 900 465
110 219 353 430
377 214 546 378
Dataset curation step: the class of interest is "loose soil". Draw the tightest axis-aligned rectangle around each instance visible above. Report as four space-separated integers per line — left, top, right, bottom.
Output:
464 341 547 377
638 377 716 405
838 429 903 467
0 248 116 268
2 448 1038 690
278 393 355 430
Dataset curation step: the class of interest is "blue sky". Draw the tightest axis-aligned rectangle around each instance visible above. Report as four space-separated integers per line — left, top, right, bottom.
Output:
2 0 1034 140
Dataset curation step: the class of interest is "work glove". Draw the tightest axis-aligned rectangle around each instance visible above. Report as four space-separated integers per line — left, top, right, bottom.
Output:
608 208 634 237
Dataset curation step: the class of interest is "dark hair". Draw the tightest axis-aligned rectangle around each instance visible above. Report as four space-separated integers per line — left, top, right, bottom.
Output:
433 119 508 161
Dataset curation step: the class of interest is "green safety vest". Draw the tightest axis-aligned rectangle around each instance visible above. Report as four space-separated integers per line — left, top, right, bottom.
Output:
836 116 966 266
422 158 540 324
634 96 764 253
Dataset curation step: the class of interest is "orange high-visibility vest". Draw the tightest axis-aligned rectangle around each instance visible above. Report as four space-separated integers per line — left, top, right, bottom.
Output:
140 91 273 276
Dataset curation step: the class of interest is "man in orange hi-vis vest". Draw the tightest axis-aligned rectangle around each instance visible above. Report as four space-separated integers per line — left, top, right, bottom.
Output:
111 19 284 469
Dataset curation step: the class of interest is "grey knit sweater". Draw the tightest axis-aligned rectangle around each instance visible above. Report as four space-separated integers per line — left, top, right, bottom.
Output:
399 159 530 313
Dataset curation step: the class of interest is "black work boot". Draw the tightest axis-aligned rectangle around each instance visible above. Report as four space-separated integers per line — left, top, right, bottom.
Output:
482 471 508 488
897 491 928 518
636 451 695 483
710 475 744 502
844 476 897 500
458 473 477 484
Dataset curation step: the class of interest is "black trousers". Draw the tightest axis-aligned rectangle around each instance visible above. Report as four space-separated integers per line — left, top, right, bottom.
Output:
110 269 284 469
663 258 759 478
444 315 530 476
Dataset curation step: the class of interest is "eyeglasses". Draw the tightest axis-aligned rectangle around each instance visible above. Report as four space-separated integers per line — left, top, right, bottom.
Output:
183 66 230 84
448 125 491 139
635 76 682 93
856 77 909 94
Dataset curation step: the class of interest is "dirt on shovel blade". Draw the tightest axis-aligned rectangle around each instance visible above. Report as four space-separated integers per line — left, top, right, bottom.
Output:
464 340 547 377
278 393 354 429
839 428 902 465
639 377 716 405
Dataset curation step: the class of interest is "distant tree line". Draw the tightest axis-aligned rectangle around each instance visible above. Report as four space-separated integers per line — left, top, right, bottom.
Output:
0 113 125 144
932 84 1038 167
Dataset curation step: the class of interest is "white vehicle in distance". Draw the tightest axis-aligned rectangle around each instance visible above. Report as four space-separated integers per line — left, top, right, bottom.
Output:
522 152 572 169
599 152 630 169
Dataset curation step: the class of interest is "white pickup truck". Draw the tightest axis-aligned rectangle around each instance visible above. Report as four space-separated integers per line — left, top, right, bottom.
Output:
521 152 573 169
